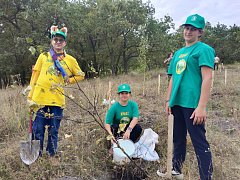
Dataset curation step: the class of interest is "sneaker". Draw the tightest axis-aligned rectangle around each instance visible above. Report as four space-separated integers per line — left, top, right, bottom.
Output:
172 170 184 180
156 170 184 179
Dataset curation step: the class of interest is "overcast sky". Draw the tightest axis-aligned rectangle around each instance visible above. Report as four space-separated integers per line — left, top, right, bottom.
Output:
143 0 240 29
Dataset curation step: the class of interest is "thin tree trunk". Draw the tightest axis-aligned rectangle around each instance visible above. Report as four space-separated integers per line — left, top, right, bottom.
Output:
123 35 128 74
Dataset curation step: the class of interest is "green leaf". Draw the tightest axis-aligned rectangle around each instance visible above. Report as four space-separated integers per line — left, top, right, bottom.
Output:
96 137 104 145
106 135 114 141
28 46 36 55
26 37 33 43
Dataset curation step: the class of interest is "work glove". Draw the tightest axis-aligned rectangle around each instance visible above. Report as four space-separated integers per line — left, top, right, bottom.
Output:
22 85 32 96
27 99 38 110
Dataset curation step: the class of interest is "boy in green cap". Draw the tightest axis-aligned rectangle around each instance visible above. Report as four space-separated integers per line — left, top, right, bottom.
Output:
165 14 214 180
105 84 142 145
28 24 85 157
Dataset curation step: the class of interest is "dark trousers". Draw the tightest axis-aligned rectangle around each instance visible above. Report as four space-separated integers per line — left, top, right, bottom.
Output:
111 124 142 143
214 63 219 70
32 106 63 156
171 105 213 180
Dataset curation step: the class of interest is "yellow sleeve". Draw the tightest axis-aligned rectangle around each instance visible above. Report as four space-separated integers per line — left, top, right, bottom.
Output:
69 73 85 84
28 70 40 99
69 58 85 84
28 54 44 99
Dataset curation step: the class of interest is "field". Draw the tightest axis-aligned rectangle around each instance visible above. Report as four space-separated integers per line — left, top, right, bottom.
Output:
0 65 240 180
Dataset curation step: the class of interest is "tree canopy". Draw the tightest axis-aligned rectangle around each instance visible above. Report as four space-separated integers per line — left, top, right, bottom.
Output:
0 0 239 88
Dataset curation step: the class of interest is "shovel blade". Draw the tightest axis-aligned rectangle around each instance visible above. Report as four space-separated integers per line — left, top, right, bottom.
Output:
20 140 40 165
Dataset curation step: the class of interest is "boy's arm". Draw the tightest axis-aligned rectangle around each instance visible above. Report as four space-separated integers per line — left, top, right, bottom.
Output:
190 66 212 125
69 71 85 84
165 76 173 114
68 59 85 84
28 70 40 100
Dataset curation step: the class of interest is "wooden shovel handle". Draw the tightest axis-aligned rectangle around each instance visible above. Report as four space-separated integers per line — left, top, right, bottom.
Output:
29 111 33 133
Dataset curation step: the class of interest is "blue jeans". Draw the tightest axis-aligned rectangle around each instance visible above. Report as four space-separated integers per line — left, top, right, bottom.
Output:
171 105 213 180
32 106 63 156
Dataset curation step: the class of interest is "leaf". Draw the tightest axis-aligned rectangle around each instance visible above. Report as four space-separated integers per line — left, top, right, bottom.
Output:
28 46 36 55
36 45 44 53
106 134 114 141
26 37 33 43
69 94 75 99
64 134 73 139
96 137 104 145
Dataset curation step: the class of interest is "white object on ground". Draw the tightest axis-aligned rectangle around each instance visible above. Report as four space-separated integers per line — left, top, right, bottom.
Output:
102 99 115 105
133 128 159 161
102 99 108 105
111 99 116 104
112 139 135 164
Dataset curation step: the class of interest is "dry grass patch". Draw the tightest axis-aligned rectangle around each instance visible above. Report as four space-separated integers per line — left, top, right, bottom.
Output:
0 65 239 179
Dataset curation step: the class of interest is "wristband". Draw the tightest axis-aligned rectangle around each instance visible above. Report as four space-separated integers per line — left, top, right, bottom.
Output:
127 127 133 132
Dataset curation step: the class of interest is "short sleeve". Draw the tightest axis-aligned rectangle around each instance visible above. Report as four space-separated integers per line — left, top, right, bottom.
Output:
132 101 139 118
33 53 45 71
168 53 177 75
105 104 116 124
198 46 215 69
71 58 85 77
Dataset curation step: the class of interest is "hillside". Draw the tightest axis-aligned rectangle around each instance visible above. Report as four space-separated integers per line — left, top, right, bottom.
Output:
0 66 239 180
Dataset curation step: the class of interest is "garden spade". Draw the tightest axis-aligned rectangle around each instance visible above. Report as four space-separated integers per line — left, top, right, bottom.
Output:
20 111 40 165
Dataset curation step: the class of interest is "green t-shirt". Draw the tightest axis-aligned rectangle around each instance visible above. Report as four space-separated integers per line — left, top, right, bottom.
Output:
105 100 139 125
168 42 215 108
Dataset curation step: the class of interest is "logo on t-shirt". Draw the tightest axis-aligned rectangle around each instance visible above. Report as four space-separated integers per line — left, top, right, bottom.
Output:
118 117 131 133
176 59 186 74
120 117 130 124
121 112 129 116
178 53 188 58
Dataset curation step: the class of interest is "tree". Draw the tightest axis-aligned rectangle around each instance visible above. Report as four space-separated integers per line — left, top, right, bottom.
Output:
0 0 239 88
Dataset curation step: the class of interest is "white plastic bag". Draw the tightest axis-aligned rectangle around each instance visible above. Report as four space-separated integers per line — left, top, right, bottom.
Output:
133 128 160 161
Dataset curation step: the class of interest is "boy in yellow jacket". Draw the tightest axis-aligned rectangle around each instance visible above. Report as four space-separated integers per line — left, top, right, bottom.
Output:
28 25 85 156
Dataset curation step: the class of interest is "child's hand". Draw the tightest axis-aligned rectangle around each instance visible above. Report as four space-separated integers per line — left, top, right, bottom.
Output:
123 130 130 139
165 101 172 115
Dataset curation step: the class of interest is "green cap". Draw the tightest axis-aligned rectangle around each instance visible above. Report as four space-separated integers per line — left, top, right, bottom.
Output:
182 14 205 29
50 26 68 40
51 30 67 39
118 84 131 93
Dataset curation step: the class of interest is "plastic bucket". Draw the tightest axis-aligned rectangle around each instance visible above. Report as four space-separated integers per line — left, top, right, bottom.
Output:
113 139 135 164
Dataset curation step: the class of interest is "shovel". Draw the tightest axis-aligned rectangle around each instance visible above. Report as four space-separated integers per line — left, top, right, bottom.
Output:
20 111 40 165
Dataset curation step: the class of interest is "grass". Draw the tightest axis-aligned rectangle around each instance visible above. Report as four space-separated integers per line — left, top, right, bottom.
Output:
0 64 239 180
